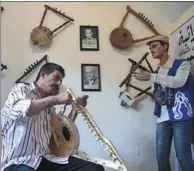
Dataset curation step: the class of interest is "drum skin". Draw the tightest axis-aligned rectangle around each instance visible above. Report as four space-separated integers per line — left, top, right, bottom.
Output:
49 115 80 157
109 27 133 49
30 26 53 45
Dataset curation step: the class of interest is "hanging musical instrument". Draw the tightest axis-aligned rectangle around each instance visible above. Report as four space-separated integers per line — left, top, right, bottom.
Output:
1 6 4 12
50 88 129 171
1 64 7 71
1 7 8 72
109 5 160 49
15 55 48 84
30 4 74 46
119 52 154 106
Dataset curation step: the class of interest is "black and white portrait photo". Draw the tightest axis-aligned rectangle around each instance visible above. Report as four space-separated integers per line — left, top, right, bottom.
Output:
80 26 99 51
81 64 101 91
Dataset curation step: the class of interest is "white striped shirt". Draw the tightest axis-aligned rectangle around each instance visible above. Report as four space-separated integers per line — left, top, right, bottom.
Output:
1 82 69 171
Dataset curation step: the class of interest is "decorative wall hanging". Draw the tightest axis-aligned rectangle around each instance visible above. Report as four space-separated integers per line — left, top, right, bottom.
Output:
81 64 101 91
1 6 4 12
119 52 155 107
51 88 128 171
15 55 48 84
1 6 7 72
109 5 160 49
80 26 99 51
1 64 7 71
30 5 74 46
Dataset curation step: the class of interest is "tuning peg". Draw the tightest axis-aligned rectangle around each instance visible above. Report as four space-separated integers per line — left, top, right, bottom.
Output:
96 136 101 141
101 141 106 146
108 152 114 157
112 156 118 162
105 146 111 151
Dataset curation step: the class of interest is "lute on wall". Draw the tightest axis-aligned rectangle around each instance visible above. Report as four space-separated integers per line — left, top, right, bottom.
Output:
109 5 161 49
30 4 74 46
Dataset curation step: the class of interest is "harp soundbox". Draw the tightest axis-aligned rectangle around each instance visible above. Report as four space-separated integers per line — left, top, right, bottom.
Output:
50 88 129 171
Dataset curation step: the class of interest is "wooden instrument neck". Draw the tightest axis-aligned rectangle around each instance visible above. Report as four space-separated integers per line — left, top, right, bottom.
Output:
119 10 129 28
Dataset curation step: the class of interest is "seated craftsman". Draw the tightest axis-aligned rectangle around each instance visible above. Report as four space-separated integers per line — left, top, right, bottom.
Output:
1 62 105 171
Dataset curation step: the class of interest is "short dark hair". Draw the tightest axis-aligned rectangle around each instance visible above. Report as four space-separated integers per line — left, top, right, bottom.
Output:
159 40 169 51
35 63 65 82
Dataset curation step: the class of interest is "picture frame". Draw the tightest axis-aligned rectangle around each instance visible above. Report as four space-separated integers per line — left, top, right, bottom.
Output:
81 64 101 91
80 26 99 51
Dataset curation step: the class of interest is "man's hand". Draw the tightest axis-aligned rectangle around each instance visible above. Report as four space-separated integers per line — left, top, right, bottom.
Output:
56 92 73 104
134 70 151 81
75 95 89 107
69 95 89 122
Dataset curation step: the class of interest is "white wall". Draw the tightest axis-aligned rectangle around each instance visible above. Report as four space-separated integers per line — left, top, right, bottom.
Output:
1 2 190 171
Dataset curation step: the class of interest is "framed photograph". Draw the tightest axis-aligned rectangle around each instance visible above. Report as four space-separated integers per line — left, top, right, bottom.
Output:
80 26 99 51
81 64 101 91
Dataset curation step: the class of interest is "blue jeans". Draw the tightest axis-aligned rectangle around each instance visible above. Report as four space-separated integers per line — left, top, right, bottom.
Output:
156 119 193 171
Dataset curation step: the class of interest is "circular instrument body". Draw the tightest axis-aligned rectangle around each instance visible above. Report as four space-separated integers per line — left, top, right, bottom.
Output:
109 27 133 49
30 26 53 45
49 115 80 157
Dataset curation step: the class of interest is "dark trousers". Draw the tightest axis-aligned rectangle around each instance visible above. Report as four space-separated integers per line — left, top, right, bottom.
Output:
156 119 193 171
4 156 105 171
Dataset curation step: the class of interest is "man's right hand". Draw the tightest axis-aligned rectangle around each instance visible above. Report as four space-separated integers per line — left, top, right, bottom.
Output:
56 92 73 104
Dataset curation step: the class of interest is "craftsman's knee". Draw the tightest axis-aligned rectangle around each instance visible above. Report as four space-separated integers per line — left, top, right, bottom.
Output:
87 163 105 171
96 164 105 171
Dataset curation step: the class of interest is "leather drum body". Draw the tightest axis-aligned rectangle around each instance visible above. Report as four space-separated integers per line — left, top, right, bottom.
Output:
49 115 80 157
31 26 53 45
109 27 133 49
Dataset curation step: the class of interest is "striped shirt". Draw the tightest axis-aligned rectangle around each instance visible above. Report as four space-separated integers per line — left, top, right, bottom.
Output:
149 58 191 123
1 82 69 171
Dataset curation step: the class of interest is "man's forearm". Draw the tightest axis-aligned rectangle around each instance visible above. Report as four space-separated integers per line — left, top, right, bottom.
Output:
28 96 58 117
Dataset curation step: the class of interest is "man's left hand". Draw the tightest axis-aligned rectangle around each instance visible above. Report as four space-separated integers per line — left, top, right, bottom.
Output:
75 95 89 107
134 70 151 81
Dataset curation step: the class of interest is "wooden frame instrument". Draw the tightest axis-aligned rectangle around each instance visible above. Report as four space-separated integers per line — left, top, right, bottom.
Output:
110 5 160 49
15 55 48 84
51 88 129 171
1 64 7 71
119 52 155 106
31 4 74 46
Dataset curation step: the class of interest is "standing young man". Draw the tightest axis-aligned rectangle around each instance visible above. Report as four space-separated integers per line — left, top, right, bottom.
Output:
134 35 194 171
1 63 105 171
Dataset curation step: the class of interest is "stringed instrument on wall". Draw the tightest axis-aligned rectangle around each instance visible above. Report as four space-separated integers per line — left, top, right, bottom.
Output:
31 5 74 46
110 5 160 49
